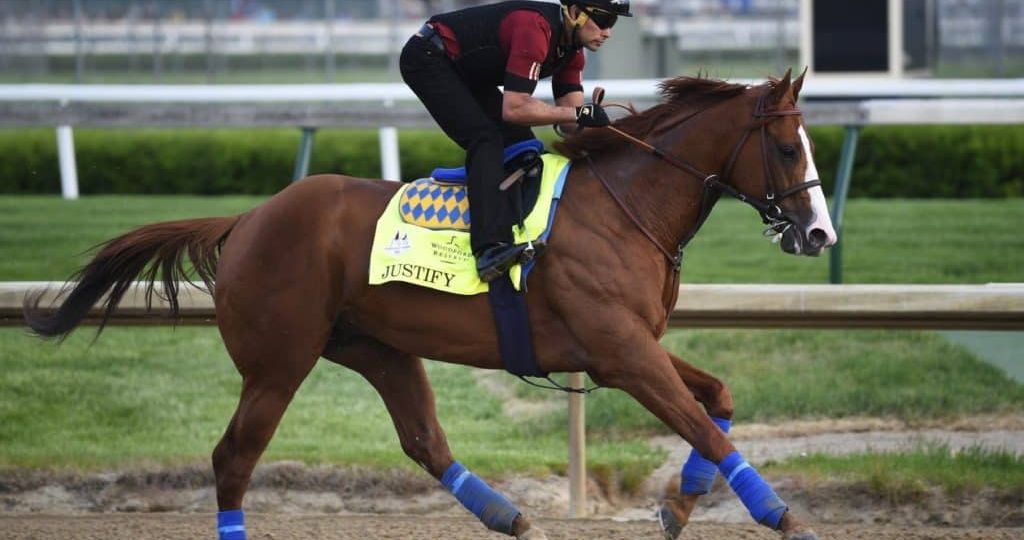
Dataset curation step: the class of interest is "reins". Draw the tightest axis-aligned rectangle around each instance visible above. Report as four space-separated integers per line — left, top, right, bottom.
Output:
585 153 682 267
585 88 821 266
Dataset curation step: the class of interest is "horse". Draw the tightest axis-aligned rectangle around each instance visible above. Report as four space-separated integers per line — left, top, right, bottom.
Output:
24 69 836 540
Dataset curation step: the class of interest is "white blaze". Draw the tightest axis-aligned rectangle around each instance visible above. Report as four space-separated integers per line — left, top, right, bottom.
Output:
798 126 837 247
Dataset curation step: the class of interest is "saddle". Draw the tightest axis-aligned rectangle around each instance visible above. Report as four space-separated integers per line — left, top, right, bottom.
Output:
400 139 545 231
372 146 571 378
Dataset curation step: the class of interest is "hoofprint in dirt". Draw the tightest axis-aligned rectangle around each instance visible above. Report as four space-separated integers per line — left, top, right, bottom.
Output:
2 418 1022 527
0 514 1020 540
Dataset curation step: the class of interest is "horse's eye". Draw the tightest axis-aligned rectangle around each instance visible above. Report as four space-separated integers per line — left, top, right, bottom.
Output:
780 145 798 160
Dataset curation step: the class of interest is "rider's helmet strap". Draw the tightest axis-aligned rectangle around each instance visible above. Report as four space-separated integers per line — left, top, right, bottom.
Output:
562 4 589 39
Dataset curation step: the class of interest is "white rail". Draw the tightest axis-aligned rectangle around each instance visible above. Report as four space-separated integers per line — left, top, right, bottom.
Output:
5 282 1024 329
1 78 1023 103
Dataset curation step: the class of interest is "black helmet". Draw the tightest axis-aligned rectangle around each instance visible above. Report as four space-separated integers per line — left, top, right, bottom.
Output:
561 0 633 17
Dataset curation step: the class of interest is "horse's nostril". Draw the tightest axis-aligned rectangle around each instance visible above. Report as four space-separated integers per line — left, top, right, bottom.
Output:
808 228 828 249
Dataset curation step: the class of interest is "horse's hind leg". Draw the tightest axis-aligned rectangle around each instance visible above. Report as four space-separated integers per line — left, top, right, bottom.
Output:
211 297 327 538
659 353 735 539
322 334 547 540
211 362 316 507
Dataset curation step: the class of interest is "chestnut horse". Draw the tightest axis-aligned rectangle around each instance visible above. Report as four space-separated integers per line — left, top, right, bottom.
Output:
25 71 835 540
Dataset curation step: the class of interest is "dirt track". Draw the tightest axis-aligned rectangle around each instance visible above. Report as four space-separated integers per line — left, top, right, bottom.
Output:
0 514 1021 540
3 419 1021 538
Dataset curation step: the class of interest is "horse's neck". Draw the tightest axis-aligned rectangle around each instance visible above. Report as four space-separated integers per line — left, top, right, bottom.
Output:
588 110 739 258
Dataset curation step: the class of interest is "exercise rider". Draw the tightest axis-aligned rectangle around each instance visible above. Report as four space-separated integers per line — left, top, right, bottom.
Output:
400 0 631 282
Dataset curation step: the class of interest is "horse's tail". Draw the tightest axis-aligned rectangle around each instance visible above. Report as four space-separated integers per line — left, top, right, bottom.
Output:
23 215 240 340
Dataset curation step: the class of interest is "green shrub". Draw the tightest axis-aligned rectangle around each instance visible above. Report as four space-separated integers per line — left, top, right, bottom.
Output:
817 125 1024 198
0 126 1021 197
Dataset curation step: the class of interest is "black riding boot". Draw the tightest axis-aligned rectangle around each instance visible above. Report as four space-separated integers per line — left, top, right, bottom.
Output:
475 243 522 282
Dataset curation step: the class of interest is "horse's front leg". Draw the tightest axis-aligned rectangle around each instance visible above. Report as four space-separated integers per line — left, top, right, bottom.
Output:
658 352 735 539
585 332 817 540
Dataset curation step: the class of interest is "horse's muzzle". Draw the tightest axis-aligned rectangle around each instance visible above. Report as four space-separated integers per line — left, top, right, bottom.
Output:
780 223 834 257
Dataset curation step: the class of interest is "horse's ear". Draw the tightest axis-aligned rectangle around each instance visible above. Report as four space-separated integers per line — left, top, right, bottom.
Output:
792 66 808 101
769 68 793 104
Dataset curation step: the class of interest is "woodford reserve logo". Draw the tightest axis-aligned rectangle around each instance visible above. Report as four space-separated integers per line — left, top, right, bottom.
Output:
430 235 473 265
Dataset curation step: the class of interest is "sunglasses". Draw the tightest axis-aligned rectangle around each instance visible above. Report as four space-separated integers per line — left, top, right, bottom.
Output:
582 7 618 30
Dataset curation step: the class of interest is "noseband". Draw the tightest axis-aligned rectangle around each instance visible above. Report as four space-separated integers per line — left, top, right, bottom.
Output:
589 88 821 267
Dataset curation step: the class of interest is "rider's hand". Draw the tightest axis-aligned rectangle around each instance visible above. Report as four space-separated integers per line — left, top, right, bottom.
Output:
575 103 610 128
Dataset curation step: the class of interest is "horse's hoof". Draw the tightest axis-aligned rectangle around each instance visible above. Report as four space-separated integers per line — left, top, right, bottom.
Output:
516 526 549 540
779 511 819 540
657 504 684 540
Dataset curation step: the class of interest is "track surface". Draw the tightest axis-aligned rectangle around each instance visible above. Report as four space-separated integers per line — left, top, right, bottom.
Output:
0 514 1020 540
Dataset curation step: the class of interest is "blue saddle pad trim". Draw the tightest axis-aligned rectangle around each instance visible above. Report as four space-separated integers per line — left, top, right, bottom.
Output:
431 139 545 184
517 158 571 287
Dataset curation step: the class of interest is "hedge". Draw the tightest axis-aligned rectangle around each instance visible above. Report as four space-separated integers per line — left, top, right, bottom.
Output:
0 126 1020 197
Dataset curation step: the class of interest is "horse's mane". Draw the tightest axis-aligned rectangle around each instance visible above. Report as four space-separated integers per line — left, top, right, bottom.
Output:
554 75 752 159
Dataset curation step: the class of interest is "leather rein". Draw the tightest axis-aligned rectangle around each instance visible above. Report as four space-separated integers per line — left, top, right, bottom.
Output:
584 88 821 269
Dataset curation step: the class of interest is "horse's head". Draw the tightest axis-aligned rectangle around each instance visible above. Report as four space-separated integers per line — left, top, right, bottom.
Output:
725 69 837 256
553 72 838 261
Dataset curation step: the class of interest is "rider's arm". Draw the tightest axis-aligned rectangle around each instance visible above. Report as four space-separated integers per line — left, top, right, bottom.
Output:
502 91 578 126
499 11 579 127
551 50 586 134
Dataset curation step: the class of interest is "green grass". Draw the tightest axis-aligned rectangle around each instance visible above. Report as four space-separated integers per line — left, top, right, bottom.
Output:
0 195 1021 484
683 198 1024 284
763 445 1024 498
520 329 1024 434
0 326 662 482
0 196 264 280
1 196 1022 283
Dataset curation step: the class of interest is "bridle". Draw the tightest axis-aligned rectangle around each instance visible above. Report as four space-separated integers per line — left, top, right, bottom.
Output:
585 86 821 268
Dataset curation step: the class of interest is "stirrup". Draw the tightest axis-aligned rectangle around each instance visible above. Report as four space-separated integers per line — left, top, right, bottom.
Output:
476 241 547 283
518 240 547 264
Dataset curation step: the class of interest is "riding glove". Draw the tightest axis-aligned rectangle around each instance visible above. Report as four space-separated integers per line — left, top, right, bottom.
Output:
575 103 610 127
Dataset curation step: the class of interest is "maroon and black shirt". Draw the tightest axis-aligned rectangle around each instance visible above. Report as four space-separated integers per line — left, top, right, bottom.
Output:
429 0 585 98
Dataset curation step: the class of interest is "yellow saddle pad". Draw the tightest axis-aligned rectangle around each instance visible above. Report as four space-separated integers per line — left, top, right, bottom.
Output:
369 153 570 295
399 178 471 230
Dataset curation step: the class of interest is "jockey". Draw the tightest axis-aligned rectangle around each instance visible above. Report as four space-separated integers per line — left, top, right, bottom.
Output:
400 0 631 282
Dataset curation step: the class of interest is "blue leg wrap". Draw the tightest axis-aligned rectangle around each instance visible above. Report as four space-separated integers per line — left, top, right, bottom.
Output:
680 416 732 495
441 461 520 534
217 509 246 540
719 451 787 529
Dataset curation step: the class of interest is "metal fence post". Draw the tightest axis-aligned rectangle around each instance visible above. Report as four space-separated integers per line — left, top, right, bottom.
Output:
292 127 317 181
829 125 860 284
